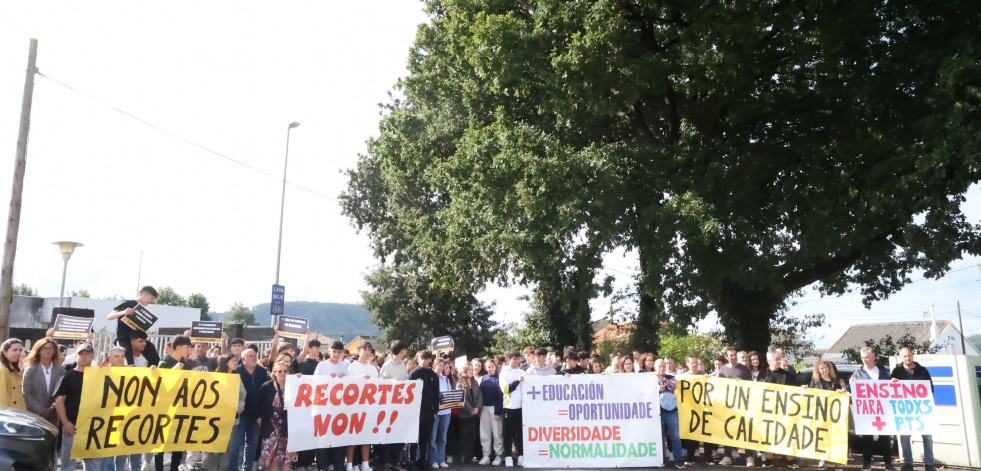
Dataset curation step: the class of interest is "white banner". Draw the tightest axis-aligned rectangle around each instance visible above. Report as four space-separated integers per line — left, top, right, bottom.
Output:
851 380 938 435
522 374 663 468
285 376 422 451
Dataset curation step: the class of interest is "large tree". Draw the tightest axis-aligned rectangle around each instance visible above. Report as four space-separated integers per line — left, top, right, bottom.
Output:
344 0 981 353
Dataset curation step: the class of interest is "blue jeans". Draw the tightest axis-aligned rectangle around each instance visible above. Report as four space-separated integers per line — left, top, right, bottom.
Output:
111 453 141 471
61 432 108 471
900 435 933 465
429 414 451 465
227 418 260 471
661 409 684 462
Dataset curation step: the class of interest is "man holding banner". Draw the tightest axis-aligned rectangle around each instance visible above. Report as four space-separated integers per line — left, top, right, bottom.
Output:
851 347 895 471
54 342 104 471
890 348 936 471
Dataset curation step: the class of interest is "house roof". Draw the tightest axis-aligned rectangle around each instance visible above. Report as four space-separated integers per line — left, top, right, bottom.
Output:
826 320 951 354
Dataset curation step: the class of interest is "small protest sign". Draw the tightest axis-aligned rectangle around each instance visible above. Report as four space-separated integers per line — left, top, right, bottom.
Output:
190 321 223 343
430 336 454 354
523 374 663 468
677 376 849 464
276 315 308 340
51 314 93 340
286 376 422 450
439 389 465 410
121 305 158 332
851 380 938 435
454 356 468 371
71 367 241 458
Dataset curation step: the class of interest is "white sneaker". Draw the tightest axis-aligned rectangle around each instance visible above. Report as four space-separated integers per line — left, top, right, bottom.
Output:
516 456 524 467
746 457 755 467
360 464 372 471
491 457 502 466
431 465 439 469
446 457 454 464
346 465 353 471
440 464 448 468
478 457 490 465
818 461 825 468
720 457 733 466
504 457 513 467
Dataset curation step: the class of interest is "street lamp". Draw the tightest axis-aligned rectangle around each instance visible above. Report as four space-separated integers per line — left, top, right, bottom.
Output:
275 121 300 286
53 241 82 306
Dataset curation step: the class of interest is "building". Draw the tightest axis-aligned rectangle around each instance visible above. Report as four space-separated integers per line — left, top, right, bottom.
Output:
824 320 980 363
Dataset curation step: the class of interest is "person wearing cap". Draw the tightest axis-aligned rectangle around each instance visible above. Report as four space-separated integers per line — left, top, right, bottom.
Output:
54 343 106 471
313 340 351 471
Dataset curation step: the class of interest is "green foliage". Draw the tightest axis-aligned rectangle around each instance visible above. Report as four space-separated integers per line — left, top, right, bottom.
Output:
186 293 210 321
842 333 940 367
154 287 186 307
68 289 90 298
361 265 496 356
222 303 256 326
491 308 557 356
342 0 981 356
658 332 726 367
768 310 826 360
595 334 632 364
12 283 38 296
252 301 381 338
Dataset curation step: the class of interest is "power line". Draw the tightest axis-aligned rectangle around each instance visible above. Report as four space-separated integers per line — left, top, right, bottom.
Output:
34 72 339 202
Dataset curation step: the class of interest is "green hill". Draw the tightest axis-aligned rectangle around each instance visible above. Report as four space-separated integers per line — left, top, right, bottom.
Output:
252 301 383 339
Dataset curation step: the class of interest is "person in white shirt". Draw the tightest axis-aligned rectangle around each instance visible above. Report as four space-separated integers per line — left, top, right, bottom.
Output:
314 341 352 471
379 341 409 470
499 350 525 467
346 342 378 471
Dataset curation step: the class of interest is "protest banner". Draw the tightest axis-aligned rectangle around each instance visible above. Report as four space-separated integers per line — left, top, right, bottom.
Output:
522 374 663 468
851 380 938 435
677 376 849 464
121 305 158 332
51 314 94 340
439 390 465 410
190 321 223 343
275 315 308 340
286 376 422 451
71 367 241 458
430 336 454 354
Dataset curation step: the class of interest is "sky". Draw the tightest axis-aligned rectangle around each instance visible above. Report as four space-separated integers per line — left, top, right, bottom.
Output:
1 2 979 349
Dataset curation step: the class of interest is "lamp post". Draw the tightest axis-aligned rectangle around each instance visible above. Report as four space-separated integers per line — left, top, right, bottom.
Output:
275 122 300 285
53 241 82 306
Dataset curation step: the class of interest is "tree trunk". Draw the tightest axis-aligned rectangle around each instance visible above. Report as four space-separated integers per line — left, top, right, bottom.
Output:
632 245 662 353
715 279 782 354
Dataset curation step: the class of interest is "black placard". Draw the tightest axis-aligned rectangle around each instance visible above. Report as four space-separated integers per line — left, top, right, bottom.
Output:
430 335 455 354
439 389 465 410
51 314 93 340
275 315 308 340
190 321 223 343
121 304 158 332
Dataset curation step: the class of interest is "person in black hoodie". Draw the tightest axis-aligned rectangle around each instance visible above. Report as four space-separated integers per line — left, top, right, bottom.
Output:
890 348 936 471
409 350 439 470
107 286 161 366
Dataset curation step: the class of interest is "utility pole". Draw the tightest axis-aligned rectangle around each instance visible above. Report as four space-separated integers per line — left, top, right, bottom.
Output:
957 301 966 354
0 39 38 338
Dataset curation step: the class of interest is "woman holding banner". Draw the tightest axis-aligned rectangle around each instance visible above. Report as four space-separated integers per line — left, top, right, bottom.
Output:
0 338 26 410
208 355 247 471
259 361 293 471
805 359 848 471
655 358 685 469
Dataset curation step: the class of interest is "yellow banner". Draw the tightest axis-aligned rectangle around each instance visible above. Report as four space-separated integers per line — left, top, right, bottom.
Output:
72 367 241 458
677 376 849 464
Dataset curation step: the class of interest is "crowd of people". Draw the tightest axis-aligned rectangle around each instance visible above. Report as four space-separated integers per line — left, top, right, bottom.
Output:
0 286 938 471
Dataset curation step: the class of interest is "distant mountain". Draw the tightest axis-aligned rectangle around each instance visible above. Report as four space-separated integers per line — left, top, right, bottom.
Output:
252 301 383 339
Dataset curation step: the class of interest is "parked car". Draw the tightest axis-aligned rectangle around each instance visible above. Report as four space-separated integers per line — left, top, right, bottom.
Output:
0 407 58 471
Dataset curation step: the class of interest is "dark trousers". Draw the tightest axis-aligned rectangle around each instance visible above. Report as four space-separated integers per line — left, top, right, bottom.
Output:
296 450 315 468
502 409 523 458
413 411 436 466
155 452 182 471
862 434 893 464
379 443 404 467
316 447 346 471
455 416 479 461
